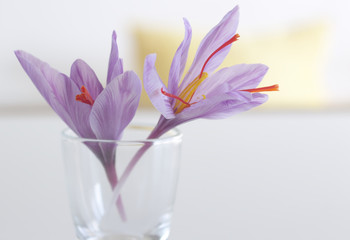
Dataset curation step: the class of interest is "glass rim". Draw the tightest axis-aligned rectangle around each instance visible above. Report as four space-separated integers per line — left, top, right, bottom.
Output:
61 124 182 145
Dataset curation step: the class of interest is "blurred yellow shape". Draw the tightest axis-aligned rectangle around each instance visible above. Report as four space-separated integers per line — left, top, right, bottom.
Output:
134 22 329 109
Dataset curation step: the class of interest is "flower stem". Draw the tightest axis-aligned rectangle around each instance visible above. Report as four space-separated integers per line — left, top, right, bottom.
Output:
109 117 170 214
105 164 127 222
110 143 153 208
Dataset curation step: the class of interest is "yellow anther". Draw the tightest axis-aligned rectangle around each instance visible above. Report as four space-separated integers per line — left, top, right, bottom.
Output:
174 72 208 114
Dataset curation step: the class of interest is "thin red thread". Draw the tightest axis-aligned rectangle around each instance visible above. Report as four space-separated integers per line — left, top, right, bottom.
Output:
199 33 240 78
161 88 191 107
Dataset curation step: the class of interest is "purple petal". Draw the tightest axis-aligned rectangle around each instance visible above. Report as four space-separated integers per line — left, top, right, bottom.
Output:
193 63 269 100
70 59 103 99
51 73 96 139
199 92 268 119
15 50 61 101
14 50 80 134
90 71 141 140
174 91 268 124
168 18 192 95
179 6 239 92
107 31 123 85
143 54 175 119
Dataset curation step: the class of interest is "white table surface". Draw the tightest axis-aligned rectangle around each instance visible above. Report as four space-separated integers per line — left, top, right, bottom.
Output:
1 109 350 240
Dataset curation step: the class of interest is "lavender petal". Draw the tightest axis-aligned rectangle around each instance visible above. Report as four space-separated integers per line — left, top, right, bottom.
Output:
15 50 78 134
194 63 269 100
90 71 141 141
107 31 123 85
171 91 267 125
143 54 175 119
168 18 192 96
180 6 239 92
70 59 103 100
52 73 96 139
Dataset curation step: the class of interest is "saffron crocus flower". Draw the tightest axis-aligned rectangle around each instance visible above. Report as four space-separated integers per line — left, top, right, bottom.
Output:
143 6 278 138
109 5 279 207
15 31 141 220
15 30 141 153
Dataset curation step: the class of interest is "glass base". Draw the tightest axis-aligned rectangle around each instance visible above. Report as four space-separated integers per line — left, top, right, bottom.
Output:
82 233 169 240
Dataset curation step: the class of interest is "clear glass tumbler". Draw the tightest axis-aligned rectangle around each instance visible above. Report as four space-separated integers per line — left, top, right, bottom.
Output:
62 125 182 240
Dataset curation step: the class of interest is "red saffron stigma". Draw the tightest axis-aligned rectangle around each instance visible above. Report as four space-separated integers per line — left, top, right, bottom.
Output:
161 88 191 107
240 84 279 93
76 86 95 106
199 33 240 78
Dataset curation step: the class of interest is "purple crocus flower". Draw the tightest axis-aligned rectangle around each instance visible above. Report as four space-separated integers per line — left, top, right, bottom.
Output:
143 6 278 138
109 5 279 208
15 31 141 220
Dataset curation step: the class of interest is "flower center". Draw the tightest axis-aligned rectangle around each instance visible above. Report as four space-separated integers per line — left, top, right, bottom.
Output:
161 73 208 114
174 72 208 114
76 85 94 106
161 34 240 114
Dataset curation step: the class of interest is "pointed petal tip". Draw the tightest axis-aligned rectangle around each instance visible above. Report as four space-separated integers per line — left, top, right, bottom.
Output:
14 50 26 59
14 50 39 63
260 64 269 75
70 59 90 74
231 5 239 14
223 5 239 26
14 50 21 60
148 53 157 58
14 50 39 68
247 63 269 75
261 63 269 70
107 30 124 84
71 58 84 65
125 70 142 86
182 17 190 25
182 18 192 33
145 53 157 65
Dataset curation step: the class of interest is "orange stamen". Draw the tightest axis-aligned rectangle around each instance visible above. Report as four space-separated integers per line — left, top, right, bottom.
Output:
76 86 95 106
161 88 191 107
240 84 279 93
199 33 240 78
